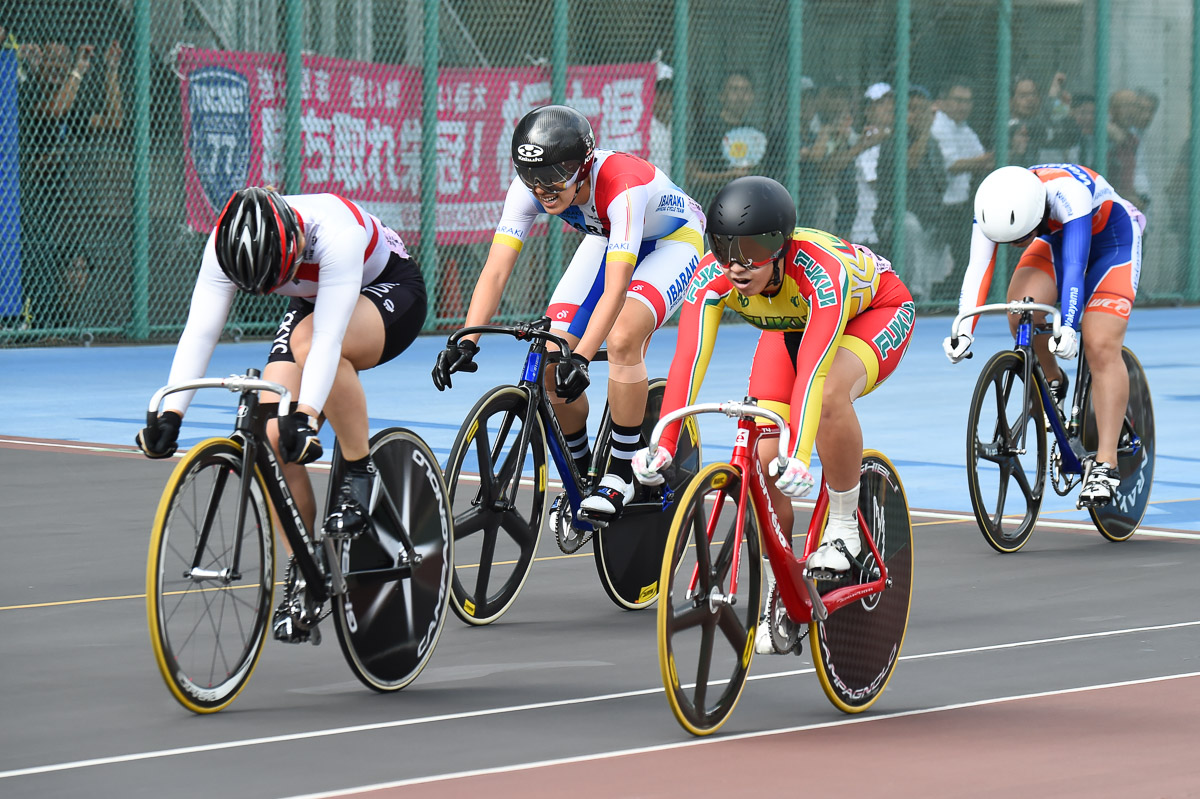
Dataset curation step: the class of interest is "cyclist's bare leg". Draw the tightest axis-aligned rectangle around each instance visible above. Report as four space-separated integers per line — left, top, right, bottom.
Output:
1007 267 1061 381
757 436 795 537
814 348 868 493
263 297 386 533
545 334 590 431
315 296 386 462
602 301 656 428
1080 310 1129 467
262 359 313 536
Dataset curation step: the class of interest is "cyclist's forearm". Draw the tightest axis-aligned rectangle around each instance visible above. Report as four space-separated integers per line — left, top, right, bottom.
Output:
462 244 518 340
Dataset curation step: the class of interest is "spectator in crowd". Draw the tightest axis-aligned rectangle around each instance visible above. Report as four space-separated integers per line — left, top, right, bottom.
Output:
1130 89 1159 209
1044 92 1097 168
1107 89 1144 207
848 82 894 246
800 81 865 233
930 77 993 287
1007 76 1044 166
686 71 770 209
874 84 950 302
16 35 125 330
647 57 674 174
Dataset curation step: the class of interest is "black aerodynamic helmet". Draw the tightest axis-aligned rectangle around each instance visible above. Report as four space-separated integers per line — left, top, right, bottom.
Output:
511 104 596 190
706 176 796 267
213 187 302 295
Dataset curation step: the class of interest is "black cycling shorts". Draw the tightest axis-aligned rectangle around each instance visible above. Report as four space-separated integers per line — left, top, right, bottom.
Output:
267 253 427 368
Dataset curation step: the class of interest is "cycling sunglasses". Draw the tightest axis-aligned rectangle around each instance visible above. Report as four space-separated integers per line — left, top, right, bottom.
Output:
709 231 788 269
515 161 582 193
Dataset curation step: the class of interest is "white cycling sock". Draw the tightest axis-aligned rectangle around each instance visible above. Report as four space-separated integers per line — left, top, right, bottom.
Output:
824 484 860 537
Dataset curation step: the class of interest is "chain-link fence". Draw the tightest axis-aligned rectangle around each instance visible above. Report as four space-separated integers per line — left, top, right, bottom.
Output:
1 0 1197 346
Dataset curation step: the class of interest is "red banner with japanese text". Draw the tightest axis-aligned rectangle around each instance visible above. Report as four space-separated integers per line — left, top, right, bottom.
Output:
179 47 655 244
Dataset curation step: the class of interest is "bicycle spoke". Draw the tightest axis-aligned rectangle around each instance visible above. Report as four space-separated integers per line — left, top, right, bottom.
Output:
452 504 487 540
468 517 502 612
669 600 711 634
715 605 749 653
692 622 715 710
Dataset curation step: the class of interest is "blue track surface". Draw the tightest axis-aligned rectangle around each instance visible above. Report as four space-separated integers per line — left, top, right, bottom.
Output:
2 306 1196 529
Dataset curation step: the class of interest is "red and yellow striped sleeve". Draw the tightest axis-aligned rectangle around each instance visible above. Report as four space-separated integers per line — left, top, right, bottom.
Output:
657 257 732 455
787 243 852 466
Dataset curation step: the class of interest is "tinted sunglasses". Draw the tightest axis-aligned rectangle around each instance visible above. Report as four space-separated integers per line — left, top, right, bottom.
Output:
709 231 787 269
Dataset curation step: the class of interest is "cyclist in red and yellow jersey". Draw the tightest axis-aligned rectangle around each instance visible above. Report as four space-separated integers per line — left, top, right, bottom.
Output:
634 176 915 576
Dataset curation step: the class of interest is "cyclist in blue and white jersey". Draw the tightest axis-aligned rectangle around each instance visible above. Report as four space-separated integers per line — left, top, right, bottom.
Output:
432 104 705 520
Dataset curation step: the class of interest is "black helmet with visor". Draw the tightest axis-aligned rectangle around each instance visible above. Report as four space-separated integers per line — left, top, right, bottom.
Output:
511 105 596 192
706 176 796 270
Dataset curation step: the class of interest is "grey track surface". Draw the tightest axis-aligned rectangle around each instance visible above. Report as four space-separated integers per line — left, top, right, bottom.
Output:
1 442 1197 798
1 306 1197 796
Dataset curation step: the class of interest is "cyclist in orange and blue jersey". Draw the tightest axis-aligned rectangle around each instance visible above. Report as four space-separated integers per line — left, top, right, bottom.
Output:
633 176 916 581
942 164 1145 507
432 104 705 520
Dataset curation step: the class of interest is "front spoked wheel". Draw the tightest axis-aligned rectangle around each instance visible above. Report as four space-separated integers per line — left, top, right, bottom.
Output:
444 385 547 625
812 451 913 713
146 438 274 713
966 350 1047 552
1085 347 1155 541
658 463 762 736
329 429 453 691
593 378 703 610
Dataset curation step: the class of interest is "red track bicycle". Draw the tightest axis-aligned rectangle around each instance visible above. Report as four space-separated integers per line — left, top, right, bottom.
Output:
652 399 914 735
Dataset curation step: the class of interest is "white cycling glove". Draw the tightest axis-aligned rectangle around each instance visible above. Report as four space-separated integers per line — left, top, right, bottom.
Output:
632 446 672 486
942 333 973 364
1049 325 1079 360
769 457 815 498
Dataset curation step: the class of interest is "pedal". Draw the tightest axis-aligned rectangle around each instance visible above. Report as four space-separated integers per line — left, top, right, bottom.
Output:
574 507 611 529
272 607 314 644
804 567 843 583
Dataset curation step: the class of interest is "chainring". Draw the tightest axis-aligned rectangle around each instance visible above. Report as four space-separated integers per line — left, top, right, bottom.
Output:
551 492 592 554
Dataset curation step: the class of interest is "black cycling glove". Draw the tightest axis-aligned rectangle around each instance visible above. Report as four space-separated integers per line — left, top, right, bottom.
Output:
136 411 182 459
554 353 590 402
432 339 479 391
277 411 323 465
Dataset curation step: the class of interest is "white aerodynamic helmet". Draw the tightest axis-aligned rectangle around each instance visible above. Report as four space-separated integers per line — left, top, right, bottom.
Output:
973 166 1048 243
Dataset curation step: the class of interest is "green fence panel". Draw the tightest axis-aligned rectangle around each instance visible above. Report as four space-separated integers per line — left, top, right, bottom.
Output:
1 0 1195 346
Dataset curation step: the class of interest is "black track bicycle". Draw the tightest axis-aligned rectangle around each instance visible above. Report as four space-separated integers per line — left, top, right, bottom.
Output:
144 370 453 713
950 300 1155 552
440 317 701 624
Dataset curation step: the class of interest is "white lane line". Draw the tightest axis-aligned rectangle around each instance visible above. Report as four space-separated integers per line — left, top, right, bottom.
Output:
4 439 1196 536
280 670 1200 799
3 619 1198 781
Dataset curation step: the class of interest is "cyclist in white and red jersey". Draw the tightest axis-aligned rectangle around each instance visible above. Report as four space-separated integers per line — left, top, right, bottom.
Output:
432 104 705 519
633 176 916 588
137 188 427 639
943 164 1145 507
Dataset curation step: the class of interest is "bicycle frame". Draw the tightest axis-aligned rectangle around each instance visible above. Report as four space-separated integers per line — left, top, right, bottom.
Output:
448 318 598 529
952 300 1143 477
650 401 891 624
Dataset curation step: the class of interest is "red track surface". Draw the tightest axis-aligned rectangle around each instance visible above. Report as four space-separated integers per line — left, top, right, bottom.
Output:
358 674 1200 798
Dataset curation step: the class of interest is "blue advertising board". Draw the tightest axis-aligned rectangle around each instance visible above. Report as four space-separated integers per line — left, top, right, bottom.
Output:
0 47 21 317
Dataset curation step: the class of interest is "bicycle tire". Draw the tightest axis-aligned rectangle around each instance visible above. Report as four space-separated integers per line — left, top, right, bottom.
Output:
657 462 762 736
593 378 703 610
965 350 1047 553
444 385 547 625
1085 347 1155 541
329 429 454 691
146 437 274 714
812 450 913 714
